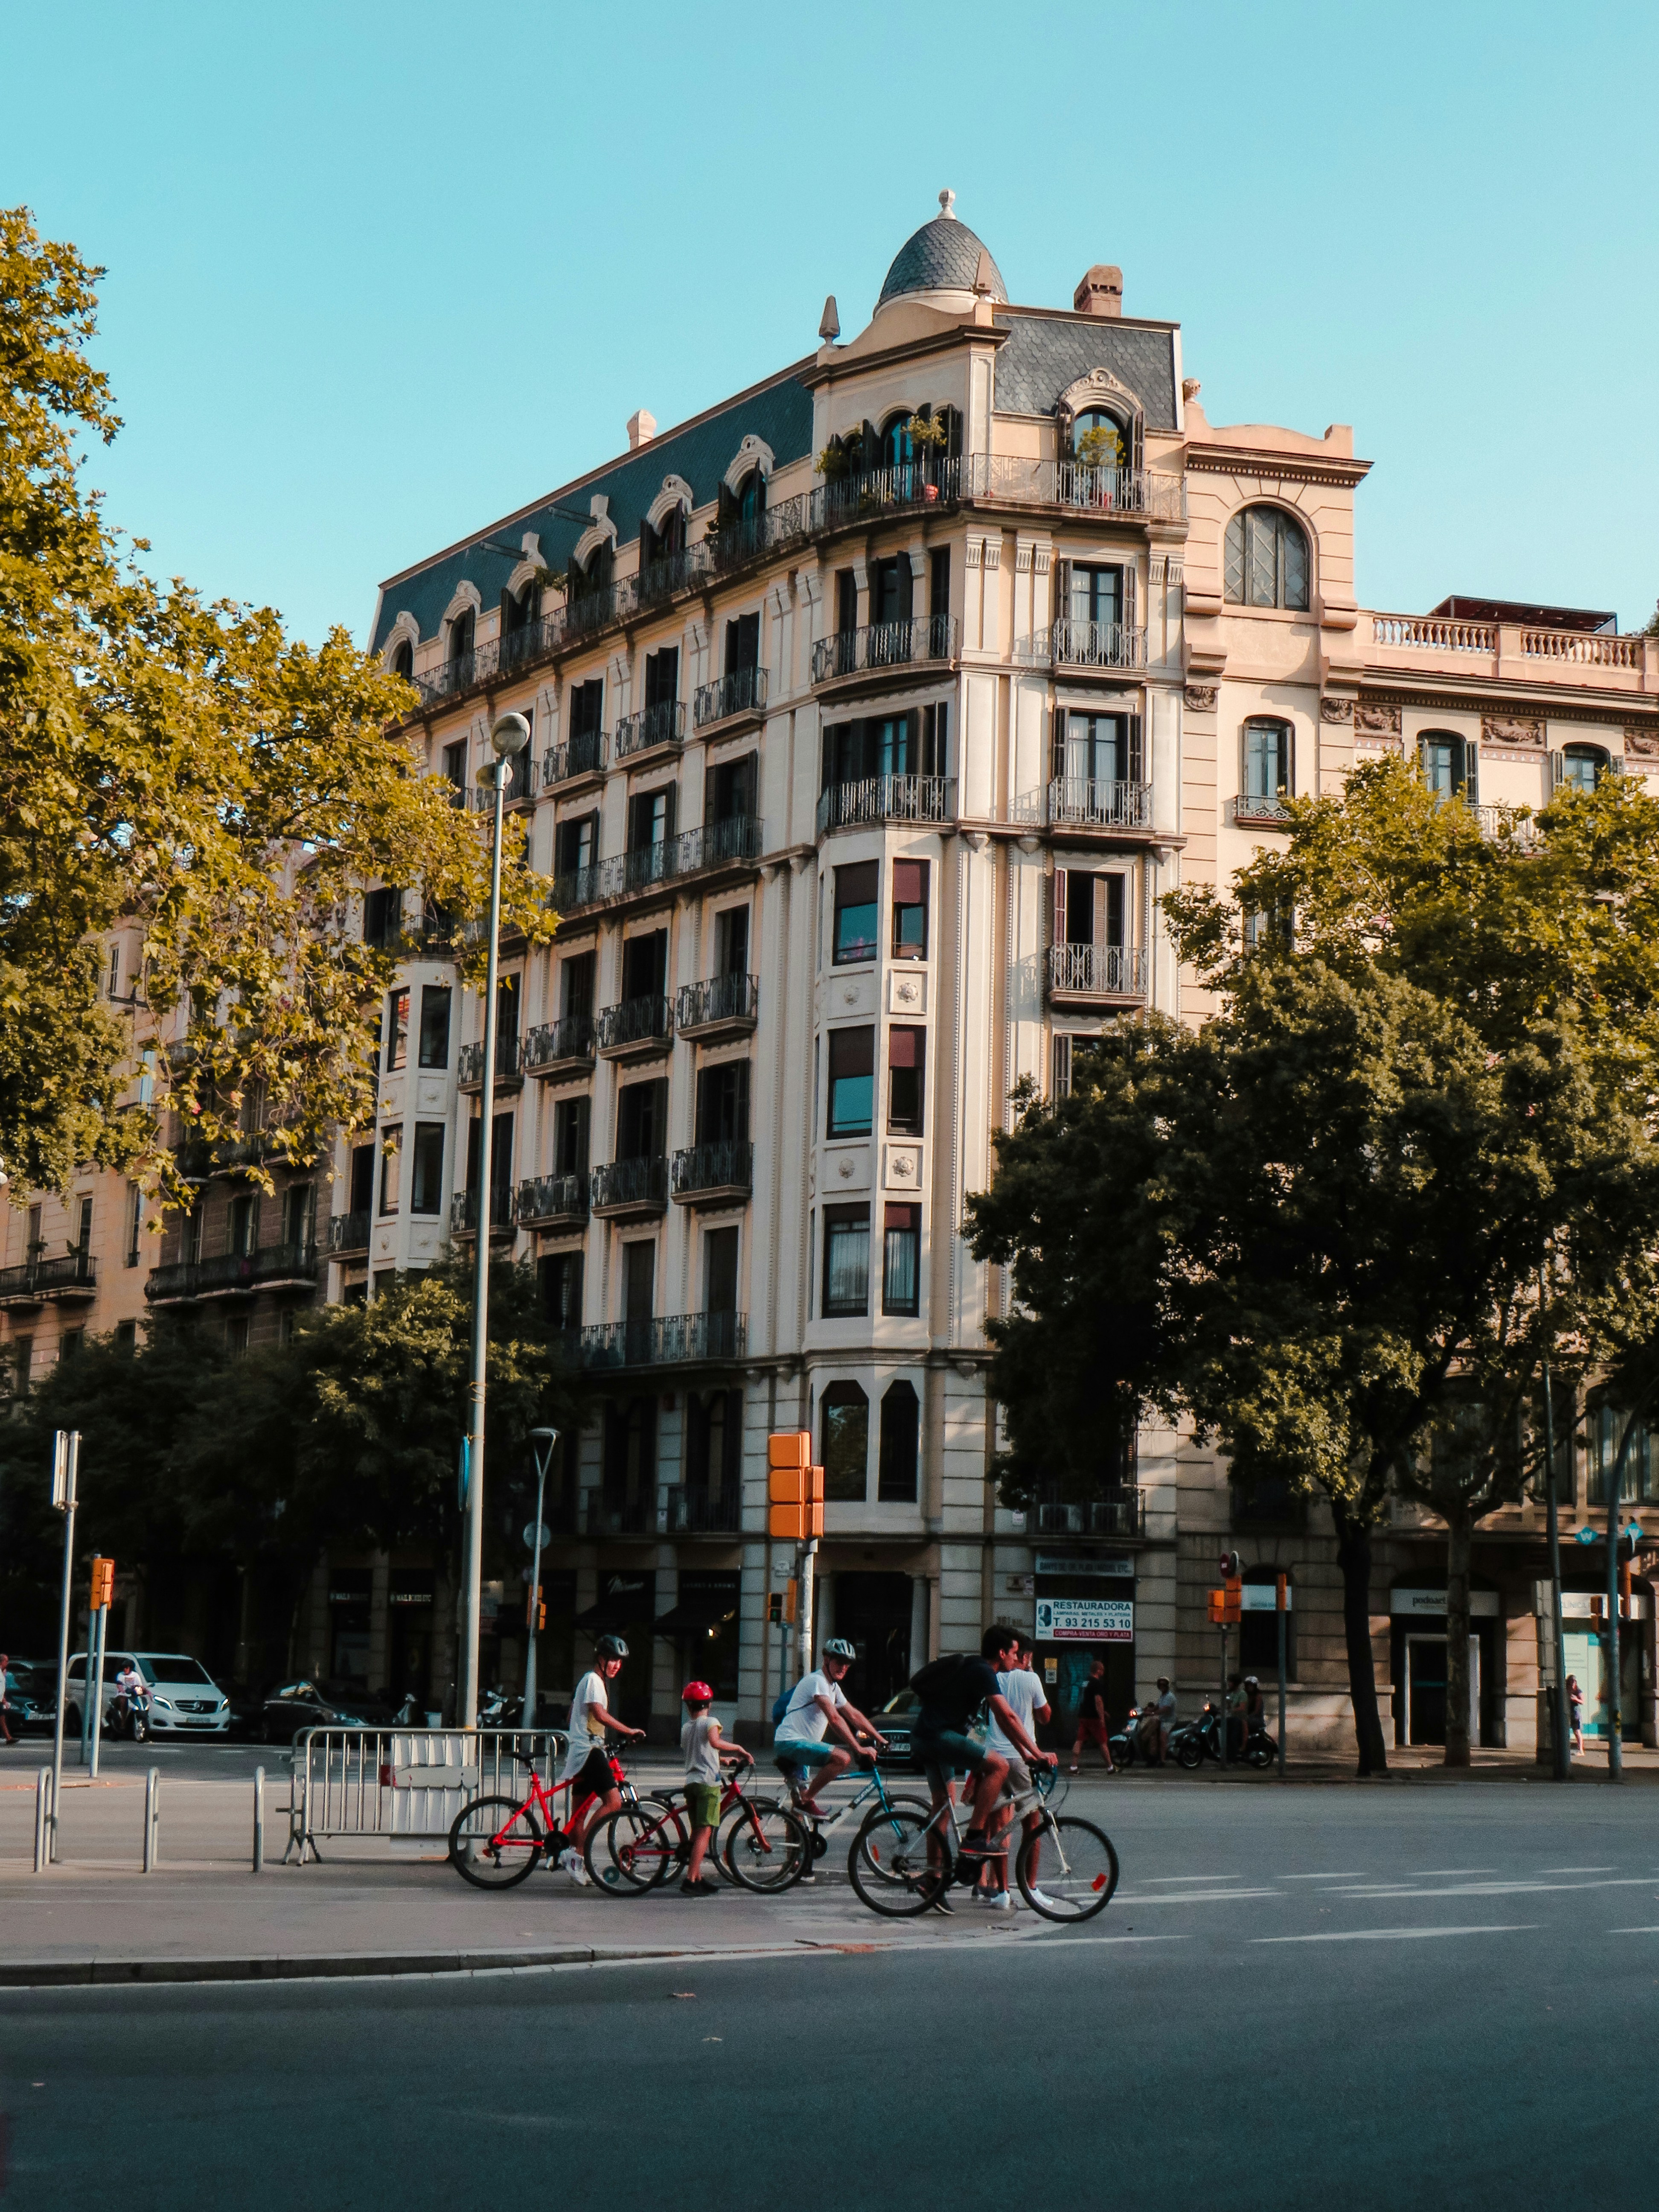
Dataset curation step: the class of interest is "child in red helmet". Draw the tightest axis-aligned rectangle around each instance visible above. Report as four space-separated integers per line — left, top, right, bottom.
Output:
680 1679 752 1898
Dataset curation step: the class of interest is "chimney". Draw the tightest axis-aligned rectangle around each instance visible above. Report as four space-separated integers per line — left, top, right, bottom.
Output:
626 409 656 451
1073 265 1123 319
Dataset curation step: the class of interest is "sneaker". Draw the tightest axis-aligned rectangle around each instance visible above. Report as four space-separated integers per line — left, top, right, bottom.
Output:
986 1889 1014 1913
1025 1886 1058 1913
678 1880 721 1898
564 1853 591 1888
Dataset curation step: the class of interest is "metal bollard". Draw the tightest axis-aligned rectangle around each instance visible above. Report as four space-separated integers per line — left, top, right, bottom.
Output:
143 1766 159 1871
34 1768 50 1873
253 1766 265 1874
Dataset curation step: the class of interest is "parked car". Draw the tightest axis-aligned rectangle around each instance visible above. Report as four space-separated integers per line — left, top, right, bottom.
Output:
872 1687 921 1772
2 1658 57 1737
63 1650 230 1739
259 1679 386 1744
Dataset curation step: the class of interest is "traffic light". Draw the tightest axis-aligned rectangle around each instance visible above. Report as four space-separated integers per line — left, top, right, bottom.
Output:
783 1578 798 1624
768 1435 824 1539
1208 1578 1241 1627
88 1556 114 1611
767 1593 783 1626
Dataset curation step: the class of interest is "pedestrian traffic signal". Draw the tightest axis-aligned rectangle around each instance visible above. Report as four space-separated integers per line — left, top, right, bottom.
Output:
1208 1581 1241 1627
767 1593 783 1626
768 1459 825 1539
768 1429 812 1469
88 1556 114 1611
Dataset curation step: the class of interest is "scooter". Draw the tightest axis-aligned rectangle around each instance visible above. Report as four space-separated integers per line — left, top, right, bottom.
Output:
106 1685 150 1744
1111 1705 1169 1770
1171 1701 1222 1769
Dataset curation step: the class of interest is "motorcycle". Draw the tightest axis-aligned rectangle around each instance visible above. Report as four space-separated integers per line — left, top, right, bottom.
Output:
1109 1705 1168 1770
1172 1701 1277 1771
106 1685 150 1743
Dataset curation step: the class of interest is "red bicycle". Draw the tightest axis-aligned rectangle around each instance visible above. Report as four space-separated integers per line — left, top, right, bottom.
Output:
447 1753 666 1889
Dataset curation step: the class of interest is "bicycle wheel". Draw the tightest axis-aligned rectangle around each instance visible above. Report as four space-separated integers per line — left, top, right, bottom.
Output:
847 1802 946 1918
1016 1815 1119 1922
588 1798 684 1894
720 1795 809 1893
448 1795 544 1889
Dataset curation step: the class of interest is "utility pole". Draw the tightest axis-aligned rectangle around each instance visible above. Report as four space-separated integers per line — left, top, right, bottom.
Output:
521 1428 558 1729
1276 1572 1288 1782
1540 1349 1571 1781
47 1431 78 1863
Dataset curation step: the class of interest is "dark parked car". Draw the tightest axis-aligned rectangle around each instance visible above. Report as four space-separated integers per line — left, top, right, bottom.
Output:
3 1659 57 1737
872 1688 921 1772
259 1679 389 1744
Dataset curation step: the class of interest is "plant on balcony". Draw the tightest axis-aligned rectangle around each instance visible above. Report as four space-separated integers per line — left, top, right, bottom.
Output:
815 439 853 483
1076 423 1124 469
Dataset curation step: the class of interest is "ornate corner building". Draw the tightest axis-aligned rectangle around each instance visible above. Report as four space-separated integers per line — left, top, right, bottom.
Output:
9 196 1656 1751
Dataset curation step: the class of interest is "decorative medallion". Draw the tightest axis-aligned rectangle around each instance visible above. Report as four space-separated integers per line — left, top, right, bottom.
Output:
1183 684 1217 712
1320 696 1353 724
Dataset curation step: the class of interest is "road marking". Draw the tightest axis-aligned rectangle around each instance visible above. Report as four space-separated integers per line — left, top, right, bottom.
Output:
1332 1878 1656 1901
1112 1889 1283 1906
1541 1866 1617 1874
1609 1926 1659 1935
1279 1872 1365 1880
1138 1874 1243 1883
1254 1924 1537 1945
1408 1868 1499 1876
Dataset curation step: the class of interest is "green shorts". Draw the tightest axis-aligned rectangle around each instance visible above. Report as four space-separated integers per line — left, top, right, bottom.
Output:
684 1781 721 1831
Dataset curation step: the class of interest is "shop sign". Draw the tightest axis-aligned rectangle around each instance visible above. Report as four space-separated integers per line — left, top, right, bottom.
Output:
1035 1597 1133 1642
1240 1584 1294 1612
1034 1556 1133 1578
1390 1588 1500 1618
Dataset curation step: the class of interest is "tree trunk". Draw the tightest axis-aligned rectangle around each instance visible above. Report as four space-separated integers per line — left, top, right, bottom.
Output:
1332 1502 1389 1775
1444 1504 1474 1769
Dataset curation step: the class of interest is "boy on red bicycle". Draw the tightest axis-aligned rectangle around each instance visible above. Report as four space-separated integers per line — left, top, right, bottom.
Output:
679 1680 752 1898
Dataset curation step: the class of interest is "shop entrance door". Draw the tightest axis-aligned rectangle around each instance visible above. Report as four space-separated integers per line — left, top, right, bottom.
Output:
1562 1627 1642 1740
833 1572 913 1716
1404 1634 1479 1745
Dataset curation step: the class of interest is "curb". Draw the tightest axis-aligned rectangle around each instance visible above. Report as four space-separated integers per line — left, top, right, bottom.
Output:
0 1943 715 1991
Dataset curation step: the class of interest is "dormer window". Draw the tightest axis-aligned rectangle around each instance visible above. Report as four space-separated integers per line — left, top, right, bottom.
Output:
448 608 474 668
1074 407 1128 472
1224 505 1310 611
391 639 413 681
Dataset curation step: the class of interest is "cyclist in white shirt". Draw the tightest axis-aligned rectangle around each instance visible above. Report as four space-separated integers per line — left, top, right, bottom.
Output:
556 1635 645 1883
772 1638 888 1820
976 1634 1054 1913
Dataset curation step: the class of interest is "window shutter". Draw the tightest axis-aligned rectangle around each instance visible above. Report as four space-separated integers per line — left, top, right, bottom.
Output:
704 761 717 825
1284 720 1295 797
1464 739 1480 805
664 783 678 843
736 752 757 817
1092 875 1111 948
1546 749 1563 789
1052 706 1067 782
1051 865 1068 945
1128 714 1145 786
1054 559 1072 634
1608 754 1626 777
1122 563 1137 643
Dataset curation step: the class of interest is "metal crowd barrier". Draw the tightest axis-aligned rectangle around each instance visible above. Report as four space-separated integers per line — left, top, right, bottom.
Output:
284 1727 567 1864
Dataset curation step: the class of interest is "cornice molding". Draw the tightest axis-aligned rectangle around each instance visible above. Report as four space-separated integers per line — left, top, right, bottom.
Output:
1185 443 1372 489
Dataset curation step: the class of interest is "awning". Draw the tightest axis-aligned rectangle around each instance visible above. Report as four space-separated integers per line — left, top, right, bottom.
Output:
651 1598 740 1637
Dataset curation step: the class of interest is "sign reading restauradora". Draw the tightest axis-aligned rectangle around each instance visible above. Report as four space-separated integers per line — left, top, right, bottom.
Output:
1035 1597 1133 1642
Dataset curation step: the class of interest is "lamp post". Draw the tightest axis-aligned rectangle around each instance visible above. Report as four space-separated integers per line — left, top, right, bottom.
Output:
459 710 530 1730
1601 1370 1659 1781
522 1427 559 1729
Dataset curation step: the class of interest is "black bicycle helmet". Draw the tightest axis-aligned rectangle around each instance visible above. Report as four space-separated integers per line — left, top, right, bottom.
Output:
594 1633 629 1660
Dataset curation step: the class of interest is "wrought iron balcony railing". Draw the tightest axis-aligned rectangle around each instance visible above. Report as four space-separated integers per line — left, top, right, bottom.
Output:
546 816 763 923
457 1036 523 1089
661 1484 743 1534
816 775 956 838
1033 1487 1145 1540
327 1210 370 1255
542 731 607 786
614 700 686 761
1049 620 1148 669
589 1154 670 1214
671 1140 754 1200
1231 791 1292 827
706 496 810 575
578 1308 747 1369
693 664 768 730
516 1171 589 1228
671 813 764 877
547 862 606 916
521 1015 595 1074
144 1242 318 1303
1047 943 1147 997
0 1251 99 1303
809 457 966 533
1048 778 1154 830
962 456 1187 520
449 1186 518 1234
812 614 958 685
629 543 710 609
677 971 759 1034
594 994 673 1054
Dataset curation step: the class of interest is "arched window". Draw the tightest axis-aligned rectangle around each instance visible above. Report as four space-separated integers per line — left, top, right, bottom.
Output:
1558 742 1609 794
448 608 474 668
877 1381 919 1502
1223 506 1310 611
879 413 915 471
1240 1568 1295 1677
390 639 413 681
1418 729 1477 802
820 1380 869 1502
1074 406 1128 472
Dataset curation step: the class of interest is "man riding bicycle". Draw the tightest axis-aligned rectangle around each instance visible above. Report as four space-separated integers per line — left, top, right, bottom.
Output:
912 1627 1057 1891
556 1634 645 1882
773 1638 888 1820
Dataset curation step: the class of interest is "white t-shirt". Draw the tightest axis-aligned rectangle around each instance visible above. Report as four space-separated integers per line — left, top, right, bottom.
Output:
682 1712 721 1785
775 1671 847 1745
559 1669 609 1781
986 1668 1045 1759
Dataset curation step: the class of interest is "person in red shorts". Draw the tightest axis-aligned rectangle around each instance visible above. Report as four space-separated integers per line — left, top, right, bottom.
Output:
1069 1657 1115 1774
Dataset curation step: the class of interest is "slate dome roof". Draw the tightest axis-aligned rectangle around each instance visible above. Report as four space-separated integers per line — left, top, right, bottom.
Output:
877 191 1007 308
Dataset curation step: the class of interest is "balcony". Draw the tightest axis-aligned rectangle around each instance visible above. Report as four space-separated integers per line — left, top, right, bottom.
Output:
522 1015 595 1079
578 1308 747 1369
457 1036 524 1094
671 813 764 883
1049 620 1148 671
542 731 608 788
1230 792 1292 829
0 1251 98 1308
1033 1487 1145 1540
327 1210 370 1257
595 993 673 1062
468 762 534 812
677 971 759 1039
693 664 767 733
816 774 956 838
630 543 710 611
1048 778 1154 833
547 862 606 918
548 816 764 926
144 1242 319 1305
661 1484 743 1536
614 699 686 765
963 456 1187 523
449 1187 518 1237
812 614 959 689
583 1491 655 1537
516 1171 590 1230
706 497 810 577
1368 613 1654 694
1047 943 1147 1003
671 1139 754 1205
589 1154 669 1219
809 458 966 535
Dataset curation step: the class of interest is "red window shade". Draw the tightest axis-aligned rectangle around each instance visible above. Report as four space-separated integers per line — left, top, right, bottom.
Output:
888 1026 920 1069
892 859 926 905
884 1203 919 1232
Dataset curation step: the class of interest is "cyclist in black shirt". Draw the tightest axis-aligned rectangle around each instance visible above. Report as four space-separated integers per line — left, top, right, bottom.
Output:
912 1626 1056 1874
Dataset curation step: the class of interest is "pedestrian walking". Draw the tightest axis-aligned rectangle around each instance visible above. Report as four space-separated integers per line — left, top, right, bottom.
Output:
678 1680 751 1898
1068 1659 1114 1774
1566 1674 1584 1755
0 1653 15 1746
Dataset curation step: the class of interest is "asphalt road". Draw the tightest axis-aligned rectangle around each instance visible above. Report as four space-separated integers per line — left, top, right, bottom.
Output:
4 1785 1659 2211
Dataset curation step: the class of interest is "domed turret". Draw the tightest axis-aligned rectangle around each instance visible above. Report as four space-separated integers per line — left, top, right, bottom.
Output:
876 189 1007 311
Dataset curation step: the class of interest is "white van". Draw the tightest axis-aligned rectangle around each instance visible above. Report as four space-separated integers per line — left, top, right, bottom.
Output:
64 1650 230 1738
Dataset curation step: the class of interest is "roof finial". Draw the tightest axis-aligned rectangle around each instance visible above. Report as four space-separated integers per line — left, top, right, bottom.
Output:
819 294 841 343
938 187 956 220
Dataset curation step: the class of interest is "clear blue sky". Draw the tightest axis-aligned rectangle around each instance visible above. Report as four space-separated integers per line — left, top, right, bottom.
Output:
7 0 1656 644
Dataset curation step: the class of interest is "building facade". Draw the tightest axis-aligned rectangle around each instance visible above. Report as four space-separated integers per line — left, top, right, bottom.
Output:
9 196 1658 1750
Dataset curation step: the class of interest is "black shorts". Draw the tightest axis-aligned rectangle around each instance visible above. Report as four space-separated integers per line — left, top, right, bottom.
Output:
914 1726 987 1794
569 1747 614 1805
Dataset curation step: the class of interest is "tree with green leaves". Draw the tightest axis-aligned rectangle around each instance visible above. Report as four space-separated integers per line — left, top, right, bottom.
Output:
1 205 553 1207
968 758 1659 1774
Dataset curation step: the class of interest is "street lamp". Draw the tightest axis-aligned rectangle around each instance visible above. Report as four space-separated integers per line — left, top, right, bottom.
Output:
522 1427 559 1728
459 710 530 1730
